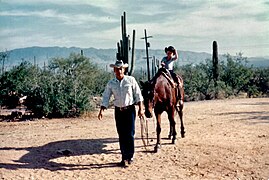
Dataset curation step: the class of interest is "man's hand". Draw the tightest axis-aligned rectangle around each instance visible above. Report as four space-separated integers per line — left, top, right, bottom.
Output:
137 101 144 118
138 109 144 118
98 106 106 120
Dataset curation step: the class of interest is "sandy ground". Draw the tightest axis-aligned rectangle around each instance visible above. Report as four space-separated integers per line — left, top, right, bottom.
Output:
0 98 269 180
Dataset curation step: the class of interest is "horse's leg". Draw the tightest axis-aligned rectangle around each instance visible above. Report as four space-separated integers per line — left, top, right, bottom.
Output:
177 84 185 138
168 124 173 139
178 105 185 138
168 112 174 140
168 109 177 144
154 113 162 153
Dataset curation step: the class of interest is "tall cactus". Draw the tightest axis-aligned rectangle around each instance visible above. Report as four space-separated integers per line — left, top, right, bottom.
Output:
212 41 219 97
212 41 219 83
129 30 136 75
116 12 136 75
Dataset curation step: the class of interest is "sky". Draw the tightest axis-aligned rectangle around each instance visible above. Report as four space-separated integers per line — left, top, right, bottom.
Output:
0 0 269 57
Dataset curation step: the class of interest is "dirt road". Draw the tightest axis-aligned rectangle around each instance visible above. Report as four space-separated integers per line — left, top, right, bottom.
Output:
0 98 269 179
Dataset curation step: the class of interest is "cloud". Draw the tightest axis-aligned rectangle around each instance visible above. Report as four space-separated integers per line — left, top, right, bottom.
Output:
1 31 74 50
0 9 117 26
0 0 268 57
0 9 58 18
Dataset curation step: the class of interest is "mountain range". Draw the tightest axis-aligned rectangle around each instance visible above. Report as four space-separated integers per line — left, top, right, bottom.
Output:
2 46 269 72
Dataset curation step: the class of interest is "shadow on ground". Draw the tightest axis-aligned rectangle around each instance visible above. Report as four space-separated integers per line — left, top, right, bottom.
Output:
0 138 120 171
217 111 269 124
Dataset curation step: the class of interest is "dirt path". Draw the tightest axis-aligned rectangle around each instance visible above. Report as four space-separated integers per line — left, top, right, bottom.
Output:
0 98 269 179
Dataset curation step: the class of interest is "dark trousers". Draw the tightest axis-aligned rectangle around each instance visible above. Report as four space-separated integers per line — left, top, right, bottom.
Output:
114 105 136 161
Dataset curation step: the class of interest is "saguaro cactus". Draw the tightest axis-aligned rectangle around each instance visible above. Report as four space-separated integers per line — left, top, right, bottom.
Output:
212 41 219 97
116 12 136 75
212 41 219 82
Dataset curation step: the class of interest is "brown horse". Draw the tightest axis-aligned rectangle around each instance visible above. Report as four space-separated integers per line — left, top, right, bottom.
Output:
140 68 185 152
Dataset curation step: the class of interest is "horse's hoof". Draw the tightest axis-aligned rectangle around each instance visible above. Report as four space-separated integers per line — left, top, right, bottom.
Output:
154 144 161 153
168 135 172 140
181 132 185 138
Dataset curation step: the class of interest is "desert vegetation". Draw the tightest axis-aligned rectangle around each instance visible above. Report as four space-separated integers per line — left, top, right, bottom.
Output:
0 53 112 118
174 53 269 101
0 52 268 119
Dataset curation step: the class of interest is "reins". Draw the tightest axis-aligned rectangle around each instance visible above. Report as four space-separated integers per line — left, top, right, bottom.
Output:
139 115 149 151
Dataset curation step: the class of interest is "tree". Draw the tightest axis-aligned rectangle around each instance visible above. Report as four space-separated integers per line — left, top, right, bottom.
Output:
0 61 40 108
249 67 269 97
0 53 112 118
220 53 254 96
0 51 9 74
35 53 111 117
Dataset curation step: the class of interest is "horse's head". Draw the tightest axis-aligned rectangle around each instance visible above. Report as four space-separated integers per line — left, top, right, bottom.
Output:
140 80 154 118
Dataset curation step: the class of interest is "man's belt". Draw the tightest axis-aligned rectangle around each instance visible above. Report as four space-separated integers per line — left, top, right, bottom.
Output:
115 104 134 111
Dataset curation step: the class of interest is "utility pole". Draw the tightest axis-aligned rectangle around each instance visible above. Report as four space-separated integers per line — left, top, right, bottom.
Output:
141 29 153 81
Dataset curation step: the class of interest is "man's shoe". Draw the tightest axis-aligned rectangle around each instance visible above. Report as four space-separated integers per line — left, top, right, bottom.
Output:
128 158 134 165
118 160 128 167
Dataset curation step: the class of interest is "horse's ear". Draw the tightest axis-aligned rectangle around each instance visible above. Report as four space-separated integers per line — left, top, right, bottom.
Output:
140 80 145 87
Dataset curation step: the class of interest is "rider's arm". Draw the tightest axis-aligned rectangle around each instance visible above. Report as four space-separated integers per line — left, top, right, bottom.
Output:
173 49 178 61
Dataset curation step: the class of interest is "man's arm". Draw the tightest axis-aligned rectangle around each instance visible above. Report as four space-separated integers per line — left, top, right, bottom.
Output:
131 77 144 118
98 82 111 120
174 49 178 60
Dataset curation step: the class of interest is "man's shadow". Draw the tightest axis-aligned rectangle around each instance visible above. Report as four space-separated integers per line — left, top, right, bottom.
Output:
0 138 120 171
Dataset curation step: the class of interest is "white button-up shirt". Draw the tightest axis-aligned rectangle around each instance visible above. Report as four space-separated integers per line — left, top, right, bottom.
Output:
101 75 143 108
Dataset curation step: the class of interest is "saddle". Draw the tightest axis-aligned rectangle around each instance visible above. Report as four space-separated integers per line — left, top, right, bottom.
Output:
159 68 182 89
152 68 184 106
160 71 176 88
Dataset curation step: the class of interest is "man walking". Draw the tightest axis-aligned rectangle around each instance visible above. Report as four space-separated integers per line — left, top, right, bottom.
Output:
98 60 144 167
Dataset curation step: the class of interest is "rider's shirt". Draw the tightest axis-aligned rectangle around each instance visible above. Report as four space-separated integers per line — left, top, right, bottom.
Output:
161 56 177 71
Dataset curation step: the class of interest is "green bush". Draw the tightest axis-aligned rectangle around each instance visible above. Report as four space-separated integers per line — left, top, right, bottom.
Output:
176 53 269 101
1 52 268 119
0 62 40 108
0 53 111 118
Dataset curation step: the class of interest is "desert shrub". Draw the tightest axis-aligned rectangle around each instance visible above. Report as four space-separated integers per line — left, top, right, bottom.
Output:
249 67 269 97
0 53 111 118
0 61 40 108
1 51 268 118
177 60 216 101
176 53 268 101
220 53 254 96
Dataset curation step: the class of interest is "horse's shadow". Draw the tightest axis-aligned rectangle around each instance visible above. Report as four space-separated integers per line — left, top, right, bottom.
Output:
0 138 120 171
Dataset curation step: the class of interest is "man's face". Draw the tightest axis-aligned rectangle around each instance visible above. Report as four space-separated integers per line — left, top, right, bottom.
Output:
114 67 125 80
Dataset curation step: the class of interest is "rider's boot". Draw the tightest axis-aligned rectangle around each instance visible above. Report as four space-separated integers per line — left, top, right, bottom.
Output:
176 87 183 107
